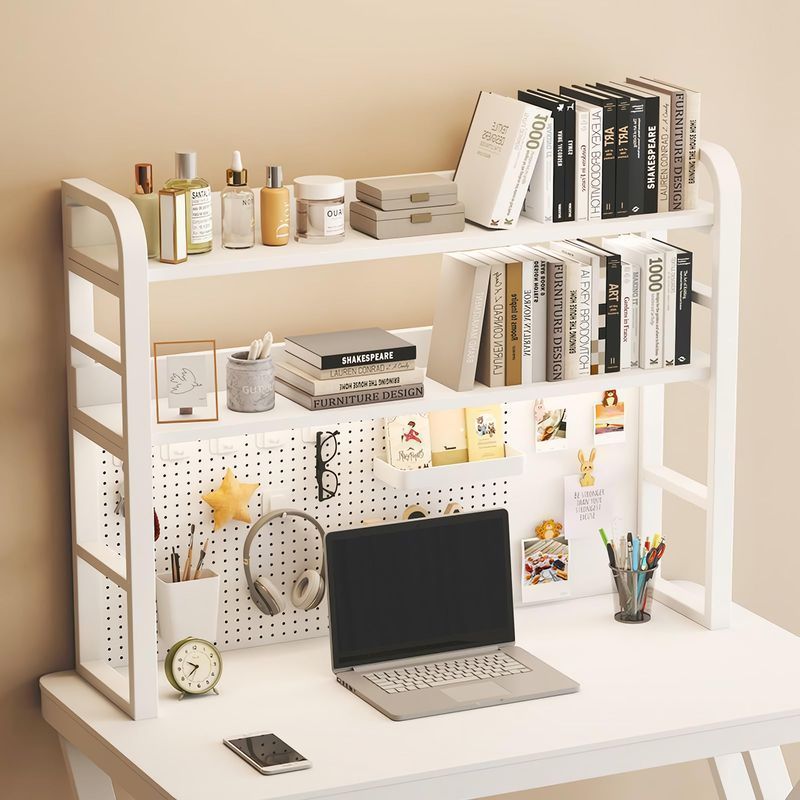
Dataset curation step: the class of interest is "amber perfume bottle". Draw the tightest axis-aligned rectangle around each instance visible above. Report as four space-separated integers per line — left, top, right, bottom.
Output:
163 152 213 254
260 166 290 246
129 163 159 258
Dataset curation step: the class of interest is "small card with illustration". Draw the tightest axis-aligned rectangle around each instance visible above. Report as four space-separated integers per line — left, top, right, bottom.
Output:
465 405 505 461
594 389 625 445
384 414 432 470
534 399 568 452
429 408 468 466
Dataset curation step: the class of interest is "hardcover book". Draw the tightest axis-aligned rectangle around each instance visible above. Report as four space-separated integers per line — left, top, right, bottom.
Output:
624 79 670 213
427 253 491 392
465 405 506 462
384 414 432 470
504 255 523 386
275 379 424 410
475 255 506 388
654 238 693 365
530 246 566 382
574 104 590 221
560 86 616 219
428 408 468 466
520 114 554 223
575 239 622 373
620 260 634 370
535 89 577 222
454 91 551 228
519 90 567 222
647 78 701 210
575 100 603 220
284 328 416 370
276 362 424 396
282 351 414 381
508 245 548 383
627 78 685 210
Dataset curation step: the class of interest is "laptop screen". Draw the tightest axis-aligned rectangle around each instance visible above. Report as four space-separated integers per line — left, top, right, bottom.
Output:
326 509 514 671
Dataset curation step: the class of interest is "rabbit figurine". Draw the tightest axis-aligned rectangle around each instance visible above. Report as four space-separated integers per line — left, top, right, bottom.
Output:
578 448 597 487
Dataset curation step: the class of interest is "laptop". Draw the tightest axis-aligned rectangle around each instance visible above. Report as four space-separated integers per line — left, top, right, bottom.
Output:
325 509 579 721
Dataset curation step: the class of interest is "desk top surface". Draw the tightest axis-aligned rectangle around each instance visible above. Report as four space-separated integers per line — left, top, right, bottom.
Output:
41 593 800 800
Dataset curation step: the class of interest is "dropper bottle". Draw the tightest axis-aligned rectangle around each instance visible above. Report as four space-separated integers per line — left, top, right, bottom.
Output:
221 150 255 249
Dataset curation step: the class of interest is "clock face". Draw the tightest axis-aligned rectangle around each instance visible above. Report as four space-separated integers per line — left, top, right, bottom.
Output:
167 638 222 695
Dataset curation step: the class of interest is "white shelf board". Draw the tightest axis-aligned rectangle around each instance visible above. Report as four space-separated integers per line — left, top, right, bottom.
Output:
144 200 714 282
373 445 525 491
90 351 711 445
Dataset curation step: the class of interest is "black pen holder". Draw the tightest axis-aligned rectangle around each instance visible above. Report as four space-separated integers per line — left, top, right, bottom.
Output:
609 565 658 624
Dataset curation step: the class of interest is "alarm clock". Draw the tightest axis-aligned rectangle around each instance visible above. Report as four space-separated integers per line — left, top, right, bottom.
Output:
165 636 223 698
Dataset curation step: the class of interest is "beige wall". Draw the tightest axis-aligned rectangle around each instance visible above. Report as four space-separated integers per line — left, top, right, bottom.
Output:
2 1 798 797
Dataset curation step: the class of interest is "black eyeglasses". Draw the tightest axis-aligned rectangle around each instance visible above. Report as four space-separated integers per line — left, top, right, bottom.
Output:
315 430 339 502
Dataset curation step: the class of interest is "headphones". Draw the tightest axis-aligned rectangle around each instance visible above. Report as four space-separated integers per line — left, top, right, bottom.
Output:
242 509 326 616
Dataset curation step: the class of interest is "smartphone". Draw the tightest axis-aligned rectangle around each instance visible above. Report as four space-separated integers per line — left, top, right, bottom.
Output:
223 732 312 775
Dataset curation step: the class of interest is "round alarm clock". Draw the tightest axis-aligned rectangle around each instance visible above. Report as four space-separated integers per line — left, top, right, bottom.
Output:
165 637 223 697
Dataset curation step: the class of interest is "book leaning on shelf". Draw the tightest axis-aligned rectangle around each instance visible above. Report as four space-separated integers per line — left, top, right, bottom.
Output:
426 237 692 392
275 328 423 410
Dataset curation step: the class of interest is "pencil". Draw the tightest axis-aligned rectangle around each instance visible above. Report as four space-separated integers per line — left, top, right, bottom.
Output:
181 524 195 582
193 539 210 580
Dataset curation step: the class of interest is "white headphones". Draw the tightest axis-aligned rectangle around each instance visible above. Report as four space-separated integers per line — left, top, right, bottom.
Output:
242 509 326 616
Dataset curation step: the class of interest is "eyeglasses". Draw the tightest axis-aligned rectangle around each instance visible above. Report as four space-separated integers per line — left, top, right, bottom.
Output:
315 430 340 502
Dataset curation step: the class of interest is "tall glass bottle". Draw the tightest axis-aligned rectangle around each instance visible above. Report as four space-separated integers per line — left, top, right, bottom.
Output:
163 151 213 254
221 151 255 249
129 163 159 258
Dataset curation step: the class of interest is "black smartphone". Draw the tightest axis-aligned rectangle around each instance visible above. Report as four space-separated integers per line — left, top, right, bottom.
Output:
223 732 311 775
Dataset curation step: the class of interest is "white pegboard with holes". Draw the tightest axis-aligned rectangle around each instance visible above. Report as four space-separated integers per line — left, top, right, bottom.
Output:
100 390 641 668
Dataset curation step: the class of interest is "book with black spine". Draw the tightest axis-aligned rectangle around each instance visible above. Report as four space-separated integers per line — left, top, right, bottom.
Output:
575 239 622 374
518 90 566 221
594 83 647 215
536 90 576 221
654 238 693 365
603 81 660 214
275 379 424 410
581 85 629 217
560 86 616 219
284 328 416 370
627 78 685 210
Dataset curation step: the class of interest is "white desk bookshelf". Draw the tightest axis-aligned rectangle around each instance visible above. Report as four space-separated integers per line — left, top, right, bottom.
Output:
46 141 793 800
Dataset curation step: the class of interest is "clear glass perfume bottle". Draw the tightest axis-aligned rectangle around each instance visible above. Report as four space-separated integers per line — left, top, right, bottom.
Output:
221 150 255 249
129 163 159 258
163 151 213 254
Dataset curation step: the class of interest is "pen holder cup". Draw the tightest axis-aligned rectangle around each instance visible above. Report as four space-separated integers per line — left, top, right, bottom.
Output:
226 352 275 413
610 565 658 624
156 570 220 646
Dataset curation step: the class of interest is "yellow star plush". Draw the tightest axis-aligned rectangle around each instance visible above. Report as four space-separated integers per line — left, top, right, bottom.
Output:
202 469 259 530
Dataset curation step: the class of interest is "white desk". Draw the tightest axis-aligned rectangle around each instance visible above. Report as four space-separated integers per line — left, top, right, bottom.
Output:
41 592 799 800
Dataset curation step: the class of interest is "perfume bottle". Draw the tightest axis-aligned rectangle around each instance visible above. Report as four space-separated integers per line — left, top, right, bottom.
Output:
221 151 255 249
163 151 213 254
129 163 159 258
260 165 290 246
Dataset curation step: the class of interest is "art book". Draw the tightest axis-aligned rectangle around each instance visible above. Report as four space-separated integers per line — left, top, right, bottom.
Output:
384 414 432 470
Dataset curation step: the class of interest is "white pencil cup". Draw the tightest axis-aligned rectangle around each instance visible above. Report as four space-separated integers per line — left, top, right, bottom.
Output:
156 570 220 647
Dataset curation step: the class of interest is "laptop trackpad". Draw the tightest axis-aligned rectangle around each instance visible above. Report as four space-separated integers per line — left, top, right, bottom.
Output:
442 682 510 703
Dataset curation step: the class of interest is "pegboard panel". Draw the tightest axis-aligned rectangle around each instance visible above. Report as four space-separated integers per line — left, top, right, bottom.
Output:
99 390 641 668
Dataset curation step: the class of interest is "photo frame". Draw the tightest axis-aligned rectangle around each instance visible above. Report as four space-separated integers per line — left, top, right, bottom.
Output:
153 340 219 424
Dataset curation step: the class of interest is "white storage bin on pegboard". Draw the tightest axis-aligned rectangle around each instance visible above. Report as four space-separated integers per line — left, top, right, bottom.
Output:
156 570 221 647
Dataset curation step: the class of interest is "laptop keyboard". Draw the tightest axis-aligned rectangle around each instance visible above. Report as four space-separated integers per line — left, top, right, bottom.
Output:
363 652 530 694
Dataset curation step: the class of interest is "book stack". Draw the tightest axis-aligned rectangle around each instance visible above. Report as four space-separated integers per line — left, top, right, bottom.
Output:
518 77 700 222
426 236 692 390
275 328 424 411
